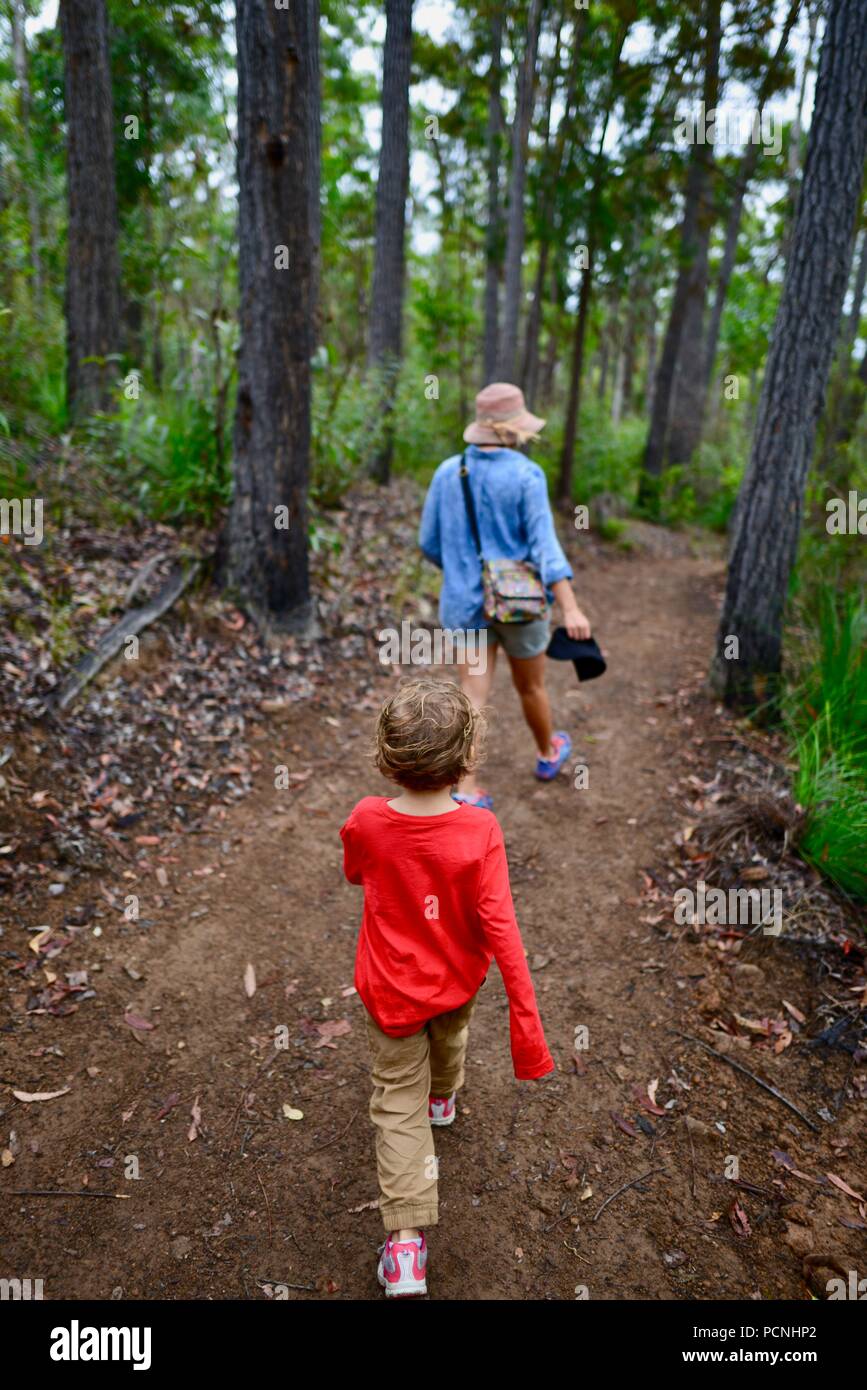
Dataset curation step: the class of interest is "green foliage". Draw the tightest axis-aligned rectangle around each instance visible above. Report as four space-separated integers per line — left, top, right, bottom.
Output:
786 588 867 903
104 391 231 526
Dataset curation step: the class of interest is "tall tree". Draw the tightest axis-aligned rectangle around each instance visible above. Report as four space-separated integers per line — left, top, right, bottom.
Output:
366 0 413 483
221 0 317 631
640 0 721 496
702 0 801 400
9 0 42 303
557 17 631 502
712 0 867 708
59 0 122 418
482 7 504 384
497 0 543 381
521 6 587 407
305 0 322 339
821 214 867 471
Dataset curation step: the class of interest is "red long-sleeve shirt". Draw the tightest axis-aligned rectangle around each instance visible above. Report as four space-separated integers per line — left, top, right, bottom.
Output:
339 796 554 1081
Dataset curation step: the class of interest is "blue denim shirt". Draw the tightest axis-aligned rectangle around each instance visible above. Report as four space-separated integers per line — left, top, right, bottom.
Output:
419 445 573 631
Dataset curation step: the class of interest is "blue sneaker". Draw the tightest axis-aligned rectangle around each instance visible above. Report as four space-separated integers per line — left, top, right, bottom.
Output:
451 788 494 810
535 732 572 781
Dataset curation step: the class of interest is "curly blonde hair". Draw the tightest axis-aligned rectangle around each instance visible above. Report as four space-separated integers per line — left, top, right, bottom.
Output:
374 677 486 791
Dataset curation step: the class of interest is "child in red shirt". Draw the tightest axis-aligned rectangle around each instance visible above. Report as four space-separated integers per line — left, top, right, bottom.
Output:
340 677 554 1297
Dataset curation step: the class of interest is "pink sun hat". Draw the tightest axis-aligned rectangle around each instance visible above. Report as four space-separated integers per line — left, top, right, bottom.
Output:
463 381 546 446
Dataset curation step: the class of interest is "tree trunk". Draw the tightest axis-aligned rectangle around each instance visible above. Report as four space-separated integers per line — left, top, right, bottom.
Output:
59 0 122 419
519 5 567 403
556 20 628 501
597 323 610 402
306 0 322 342
366 0 413 483
702 0 800 393
538 252 560 407
783 4 819 267
10 0 43 303
644 301 658 417
221 0 317 632
521 240 549 406
483 9 504 384
821 220 867 471
621 292 639 416
641 0 721 488
611 335 625 427
557 255 593 502
497 0 543 381
665 199 714 465
712 0 867 709
521 8 587 405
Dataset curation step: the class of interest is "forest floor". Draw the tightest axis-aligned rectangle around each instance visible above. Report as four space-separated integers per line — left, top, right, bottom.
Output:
1 490 865 1301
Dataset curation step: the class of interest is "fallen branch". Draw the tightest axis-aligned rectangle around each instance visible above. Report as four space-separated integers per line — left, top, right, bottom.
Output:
49 560 202 712
12 1189 131 1199
671 1030 820 1132
592 1167 667 1222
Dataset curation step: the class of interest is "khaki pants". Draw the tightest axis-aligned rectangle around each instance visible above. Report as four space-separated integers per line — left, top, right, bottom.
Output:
365 993 477 1232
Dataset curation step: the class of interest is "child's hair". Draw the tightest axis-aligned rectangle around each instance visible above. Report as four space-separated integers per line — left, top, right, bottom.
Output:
374 677 486 791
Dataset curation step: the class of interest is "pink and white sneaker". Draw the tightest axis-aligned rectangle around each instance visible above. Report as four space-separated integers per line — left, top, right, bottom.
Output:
377 1233 428 1298
428 1093 456 1127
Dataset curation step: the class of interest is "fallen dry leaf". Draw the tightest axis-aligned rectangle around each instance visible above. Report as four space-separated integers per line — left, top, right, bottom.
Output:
155 1092 181 1122
311 1018 351 1049
123 1012 155 1032
188 1094 202 1142
610 1111 640 1138
826 1172 865 1203
782 999 807 1025
13 1087 71 1103
729 1199 752 1237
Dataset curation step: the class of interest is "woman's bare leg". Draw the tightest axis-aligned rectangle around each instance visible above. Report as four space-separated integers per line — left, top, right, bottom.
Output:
506 651 555 760
455 638 498 795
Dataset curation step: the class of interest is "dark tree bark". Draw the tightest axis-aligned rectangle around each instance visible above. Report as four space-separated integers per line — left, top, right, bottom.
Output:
222 0 318 632
821 219 867 471
366 0 413 482
483 9 504 384
497 0 543 381
641 0 721 490
645 298 658 416
59 0 122 419
712 0 867 709
665 199 714 465
782 3 819 268
305 0 322 340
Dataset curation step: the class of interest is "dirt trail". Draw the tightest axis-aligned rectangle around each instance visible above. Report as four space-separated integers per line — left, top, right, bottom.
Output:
2 539 862 1301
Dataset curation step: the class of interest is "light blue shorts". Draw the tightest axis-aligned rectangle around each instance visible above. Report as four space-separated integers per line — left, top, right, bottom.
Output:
483 614 551 660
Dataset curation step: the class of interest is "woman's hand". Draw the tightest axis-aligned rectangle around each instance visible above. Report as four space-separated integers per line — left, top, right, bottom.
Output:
562 604 591 641
551 580 592 639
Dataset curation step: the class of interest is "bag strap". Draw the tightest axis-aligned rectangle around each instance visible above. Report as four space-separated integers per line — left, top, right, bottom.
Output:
459 452 484 559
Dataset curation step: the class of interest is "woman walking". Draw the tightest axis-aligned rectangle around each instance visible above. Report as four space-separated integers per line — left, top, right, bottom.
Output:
419 382 591 809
